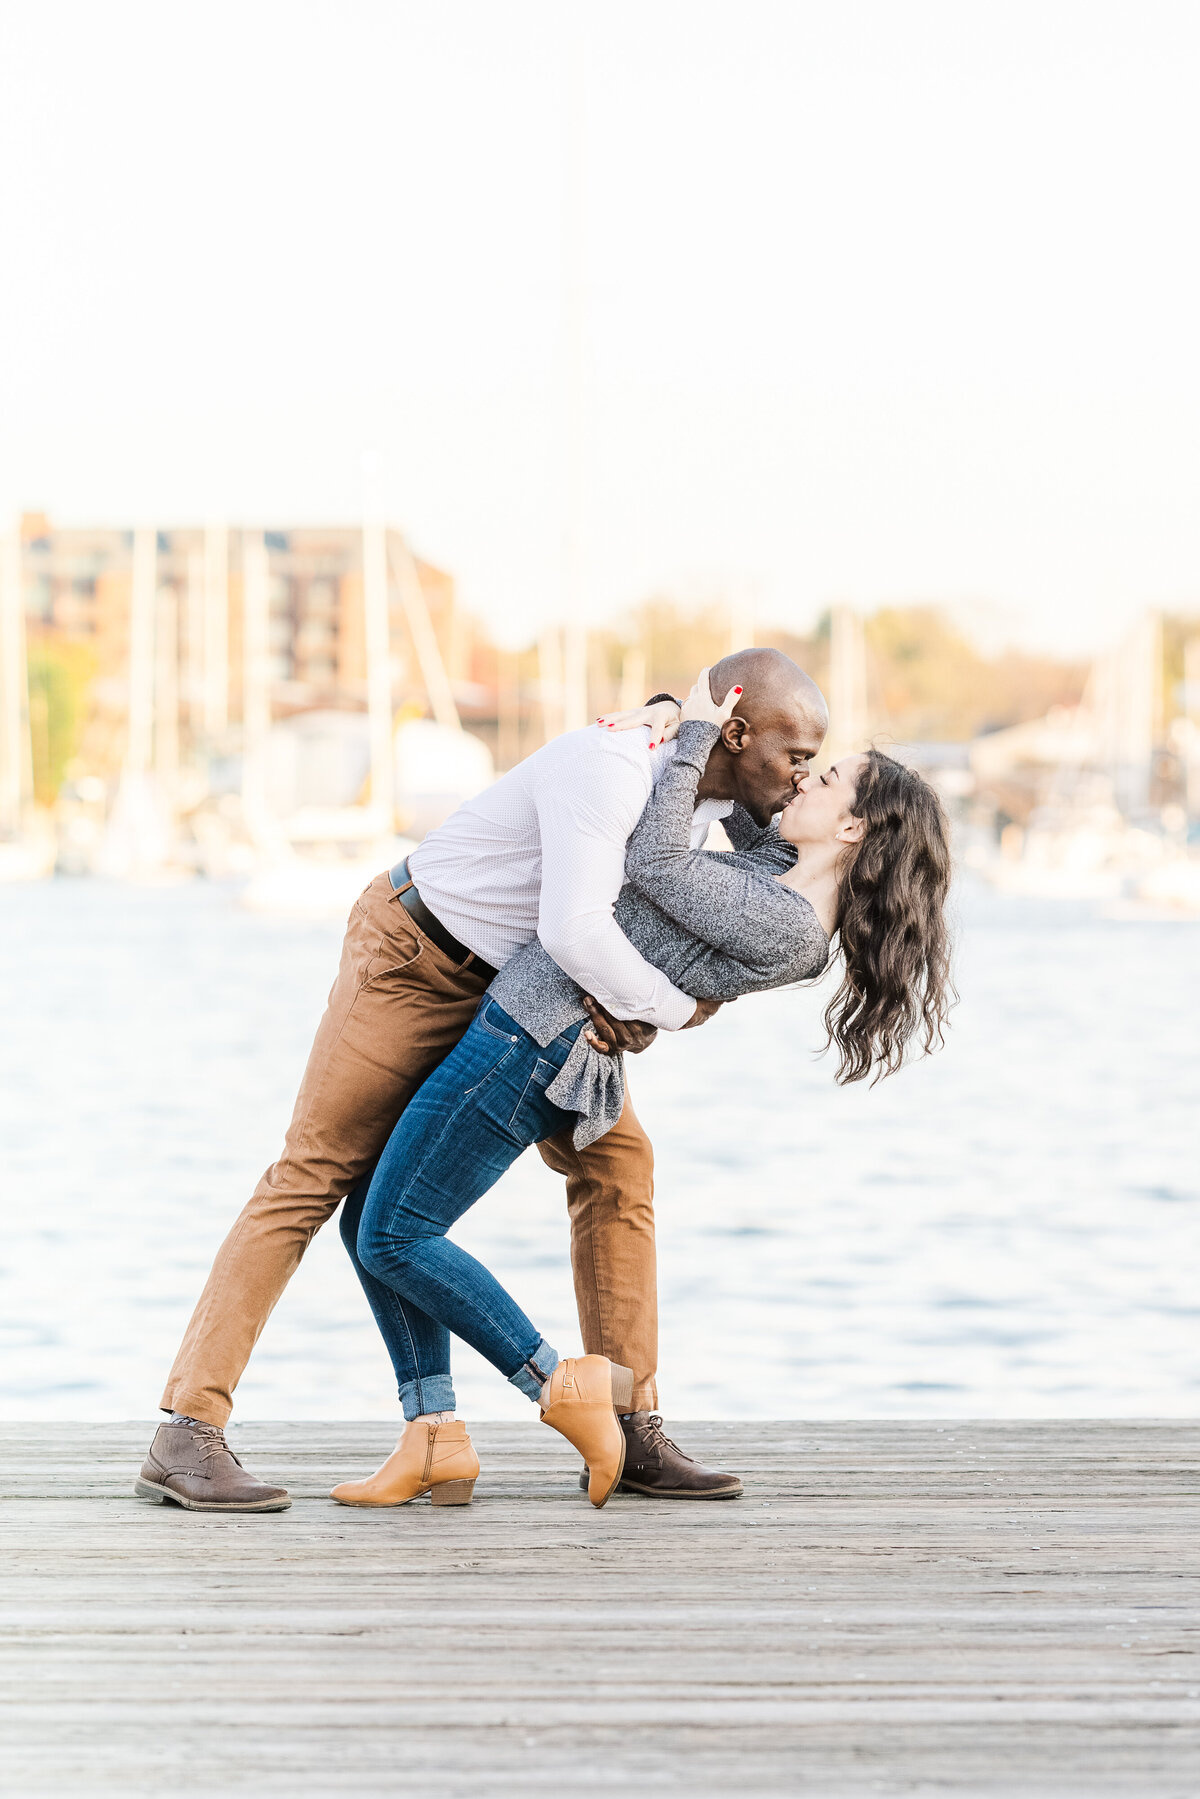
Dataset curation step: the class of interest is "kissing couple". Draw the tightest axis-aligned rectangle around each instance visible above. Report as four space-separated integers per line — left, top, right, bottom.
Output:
137 648 953 1512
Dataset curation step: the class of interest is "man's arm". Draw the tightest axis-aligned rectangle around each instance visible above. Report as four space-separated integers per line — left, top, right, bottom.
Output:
533 743 697 1031
582 992 724 1056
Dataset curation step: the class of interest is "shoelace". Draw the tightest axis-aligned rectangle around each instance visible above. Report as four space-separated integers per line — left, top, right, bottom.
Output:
638 1414 693 1464
191 1424 239 1466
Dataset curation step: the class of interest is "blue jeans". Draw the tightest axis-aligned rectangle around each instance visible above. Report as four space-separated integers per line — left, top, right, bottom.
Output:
340 999 585 1420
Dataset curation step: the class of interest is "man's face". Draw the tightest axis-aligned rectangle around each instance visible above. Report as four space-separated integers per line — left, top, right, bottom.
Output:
731 705 828 825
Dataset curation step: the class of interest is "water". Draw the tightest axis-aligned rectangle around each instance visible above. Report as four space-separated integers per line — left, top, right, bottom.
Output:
1 877 1197 1423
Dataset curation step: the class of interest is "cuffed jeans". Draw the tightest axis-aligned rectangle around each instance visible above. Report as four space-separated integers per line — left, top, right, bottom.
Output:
341 1000 587 1418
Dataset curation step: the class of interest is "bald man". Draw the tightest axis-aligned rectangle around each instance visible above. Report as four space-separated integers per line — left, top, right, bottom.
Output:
139 650 828 1511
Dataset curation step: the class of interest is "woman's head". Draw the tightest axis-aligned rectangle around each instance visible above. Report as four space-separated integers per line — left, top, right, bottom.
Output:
782 748 955 1084
778 753 870 850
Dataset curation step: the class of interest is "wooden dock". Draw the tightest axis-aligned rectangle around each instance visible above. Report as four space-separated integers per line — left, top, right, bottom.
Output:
3 1420 1199 1795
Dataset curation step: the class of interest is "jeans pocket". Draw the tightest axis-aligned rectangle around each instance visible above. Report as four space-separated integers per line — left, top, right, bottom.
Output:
507 1058 561 1142
461 1008 522 1096
475 1000 520 1042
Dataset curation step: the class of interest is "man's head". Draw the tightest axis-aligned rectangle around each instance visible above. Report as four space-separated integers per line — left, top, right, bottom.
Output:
696 647 829 825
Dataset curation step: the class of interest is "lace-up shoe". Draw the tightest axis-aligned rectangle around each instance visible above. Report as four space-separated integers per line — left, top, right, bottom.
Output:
135 1420 291 1511
579 1412 743 1499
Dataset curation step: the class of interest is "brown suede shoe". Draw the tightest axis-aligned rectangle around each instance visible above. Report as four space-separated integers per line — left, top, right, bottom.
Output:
579 1413 743 1499
134 1421 291 1512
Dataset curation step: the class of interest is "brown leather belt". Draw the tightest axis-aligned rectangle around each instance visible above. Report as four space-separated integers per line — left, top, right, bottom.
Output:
388 858 498 982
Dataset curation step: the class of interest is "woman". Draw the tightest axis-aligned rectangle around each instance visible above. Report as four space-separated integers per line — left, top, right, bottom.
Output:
331 673 954 1509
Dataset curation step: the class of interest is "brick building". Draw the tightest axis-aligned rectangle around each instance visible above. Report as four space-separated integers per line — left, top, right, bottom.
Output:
18 516 517 790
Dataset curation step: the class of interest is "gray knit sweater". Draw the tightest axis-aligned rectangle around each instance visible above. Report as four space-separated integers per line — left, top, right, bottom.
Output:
486 719 829 1146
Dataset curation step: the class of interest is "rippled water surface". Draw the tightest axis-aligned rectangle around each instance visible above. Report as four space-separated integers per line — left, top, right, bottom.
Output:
2 877 1197 1422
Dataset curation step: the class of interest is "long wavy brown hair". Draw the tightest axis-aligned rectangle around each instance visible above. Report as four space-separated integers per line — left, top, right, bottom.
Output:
823 749 956 1083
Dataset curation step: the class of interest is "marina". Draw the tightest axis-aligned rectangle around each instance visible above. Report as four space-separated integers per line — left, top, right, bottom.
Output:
3 1418 1198 1794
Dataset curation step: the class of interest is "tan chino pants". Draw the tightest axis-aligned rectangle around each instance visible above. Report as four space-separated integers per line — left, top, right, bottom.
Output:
162 872 658 1424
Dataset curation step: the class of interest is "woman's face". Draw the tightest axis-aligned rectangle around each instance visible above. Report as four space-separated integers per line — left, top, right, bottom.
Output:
778 754 868 847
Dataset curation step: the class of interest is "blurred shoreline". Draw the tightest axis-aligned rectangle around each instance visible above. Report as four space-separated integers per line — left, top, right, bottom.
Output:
4 516 1197 915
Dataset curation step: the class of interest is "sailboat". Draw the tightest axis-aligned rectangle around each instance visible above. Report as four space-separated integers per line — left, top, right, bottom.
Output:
239 514 492 918
95 527 182 880
975 612 1200 912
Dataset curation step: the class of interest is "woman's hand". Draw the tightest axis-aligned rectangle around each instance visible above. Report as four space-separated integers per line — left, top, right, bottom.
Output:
595 699 680 749
680 667 743 728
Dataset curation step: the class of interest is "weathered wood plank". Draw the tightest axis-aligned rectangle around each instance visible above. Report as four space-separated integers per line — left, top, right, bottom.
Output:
2 1421 1198 1795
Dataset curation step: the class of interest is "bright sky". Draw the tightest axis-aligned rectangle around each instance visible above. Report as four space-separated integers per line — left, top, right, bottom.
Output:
2 1 1198 655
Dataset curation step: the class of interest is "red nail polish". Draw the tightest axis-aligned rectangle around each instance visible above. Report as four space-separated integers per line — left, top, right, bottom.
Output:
734 687 742 695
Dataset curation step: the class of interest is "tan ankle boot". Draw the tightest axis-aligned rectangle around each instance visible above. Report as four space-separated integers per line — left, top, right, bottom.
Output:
539 1355 633 1507
330 1419 479 1507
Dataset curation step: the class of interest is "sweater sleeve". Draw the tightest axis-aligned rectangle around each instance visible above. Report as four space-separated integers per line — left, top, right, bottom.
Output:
623 721 816 979
721 803 798 874
532 737 696 1030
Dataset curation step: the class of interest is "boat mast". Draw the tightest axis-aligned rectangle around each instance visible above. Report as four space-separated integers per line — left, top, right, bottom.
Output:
241 530 272 844
1116 611 1160 816
538 625 564 742
827 603 869 761
203 523 230 744
126 527 157 782
387 533 461 734
155 580 180 824
729 582 756 655
185 547 205 744
361 466 395 834
1185 635 1200 821
0 526 33 835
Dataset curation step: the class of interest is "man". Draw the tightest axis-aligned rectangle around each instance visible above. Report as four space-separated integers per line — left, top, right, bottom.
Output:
138 648 828 1510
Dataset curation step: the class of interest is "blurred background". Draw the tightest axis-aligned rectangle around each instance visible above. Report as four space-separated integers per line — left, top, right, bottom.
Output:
2 1 1197 1423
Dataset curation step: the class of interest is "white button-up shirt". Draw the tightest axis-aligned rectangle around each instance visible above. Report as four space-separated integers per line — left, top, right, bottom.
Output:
409 727 733 1030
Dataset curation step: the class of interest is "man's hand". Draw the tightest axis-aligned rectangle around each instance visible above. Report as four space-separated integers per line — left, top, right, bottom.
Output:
582 995 659 1056
680 996 726 1030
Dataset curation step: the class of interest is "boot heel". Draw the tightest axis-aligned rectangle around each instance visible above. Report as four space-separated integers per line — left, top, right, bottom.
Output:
609 1363 634 1411
430 1478 475 1506
133 1479 166 1504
